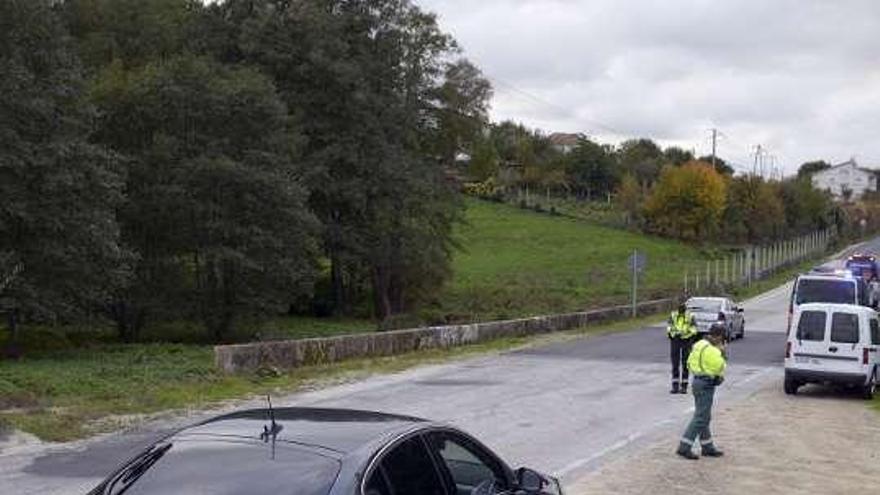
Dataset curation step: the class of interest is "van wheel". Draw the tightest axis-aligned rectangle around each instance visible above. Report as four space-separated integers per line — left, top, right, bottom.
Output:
784 376 799 395
863 373 877 401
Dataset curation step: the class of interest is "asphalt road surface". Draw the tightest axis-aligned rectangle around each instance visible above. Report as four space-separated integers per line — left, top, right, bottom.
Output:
2 238 875 494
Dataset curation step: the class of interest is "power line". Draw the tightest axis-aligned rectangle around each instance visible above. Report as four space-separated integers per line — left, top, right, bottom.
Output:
485 74 794 175
485 75 633 138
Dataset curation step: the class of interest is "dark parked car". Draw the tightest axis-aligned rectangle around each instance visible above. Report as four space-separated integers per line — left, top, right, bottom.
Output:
88 407 563 495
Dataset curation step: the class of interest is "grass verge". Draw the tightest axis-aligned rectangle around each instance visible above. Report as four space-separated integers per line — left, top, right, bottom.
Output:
0 312 663 442
432 198 709 322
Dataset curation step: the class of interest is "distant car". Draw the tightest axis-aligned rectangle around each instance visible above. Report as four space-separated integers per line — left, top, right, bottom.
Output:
784 303 880 399
845 253 878 279
88 408 563 495
685 296 744 341
788 271 870 333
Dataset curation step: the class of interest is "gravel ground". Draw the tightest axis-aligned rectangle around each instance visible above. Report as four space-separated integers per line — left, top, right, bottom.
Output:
569 382 880 495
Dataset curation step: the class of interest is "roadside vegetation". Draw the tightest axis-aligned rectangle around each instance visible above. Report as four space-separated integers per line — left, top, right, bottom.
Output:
0 314 666 442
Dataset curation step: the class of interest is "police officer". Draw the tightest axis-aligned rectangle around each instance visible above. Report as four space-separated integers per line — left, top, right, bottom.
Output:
667 303 697 394
676 323 727 460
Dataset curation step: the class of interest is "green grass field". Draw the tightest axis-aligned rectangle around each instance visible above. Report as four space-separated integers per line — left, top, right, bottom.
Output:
433 199 708 321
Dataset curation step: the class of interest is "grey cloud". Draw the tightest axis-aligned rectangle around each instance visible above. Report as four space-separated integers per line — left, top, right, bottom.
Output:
418 0 880 171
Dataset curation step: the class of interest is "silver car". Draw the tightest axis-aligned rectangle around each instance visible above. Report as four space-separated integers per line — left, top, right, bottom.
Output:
686 296 745 340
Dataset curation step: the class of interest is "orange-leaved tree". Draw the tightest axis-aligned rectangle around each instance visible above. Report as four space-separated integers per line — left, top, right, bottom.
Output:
644 161 727 241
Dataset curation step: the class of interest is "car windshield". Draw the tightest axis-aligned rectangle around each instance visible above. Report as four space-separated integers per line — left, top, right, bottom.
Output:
845 261 875 277
796 279 856 305
687 299 722 313
102 439 340 495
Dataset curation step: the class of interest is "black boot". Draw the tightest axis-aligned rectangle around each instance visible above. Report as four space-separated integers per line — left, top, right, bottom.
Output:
680 382 689 394
670 382 680 394
676 448 698 460
702 447 724 457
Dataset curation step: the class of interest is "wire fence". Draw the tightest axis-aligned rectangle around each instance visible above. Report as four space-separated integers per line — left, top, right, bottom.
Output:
683 228 836 296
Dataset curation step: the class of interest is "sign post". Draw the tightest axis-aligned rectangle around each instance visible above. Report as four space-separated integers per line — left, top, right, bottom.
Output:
628 251 646 317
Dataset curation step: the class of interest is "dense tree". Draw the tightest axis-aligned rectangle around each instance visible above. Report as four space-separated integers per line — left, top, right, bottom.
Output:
698 155 735 176
60 0 194 70
615 174 643 227
195 0 469 321
644 161 727 241
780 178 833 234
797 160 831 178
618 138 664 187
433 59 492 166
662 146 694 167
0 0 127 334
91 54 318 341
566 138 618 200
467 135 500 181
724 175 785 243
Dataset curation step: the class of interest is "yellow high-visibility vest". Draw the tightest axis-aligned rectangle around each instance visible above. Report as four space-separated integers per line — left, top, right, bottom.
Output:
688 339 727 377
667 311 697 339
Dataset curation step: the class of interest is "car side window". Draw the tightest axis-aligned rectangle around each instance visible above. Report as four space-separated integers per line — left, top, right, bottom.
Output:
365 435 446 495
427 431 508 495
871 318 880 345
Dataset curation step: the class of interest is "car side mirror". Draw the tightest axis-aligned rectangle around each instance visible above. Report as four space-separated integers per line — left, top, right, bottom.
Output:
515 467 563 494
736 307 744 313
515 468 543 491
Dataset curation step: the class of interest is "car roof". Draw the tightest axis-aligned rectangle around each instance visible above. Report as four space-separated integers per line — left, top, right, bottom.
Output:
687 296 727 302
799 272 857 281
178 407 430 458
796 303 876 315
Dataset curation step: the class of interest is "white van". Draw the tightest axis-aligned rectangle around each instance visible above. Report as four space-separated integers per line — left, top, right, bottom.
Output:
784 303 880 399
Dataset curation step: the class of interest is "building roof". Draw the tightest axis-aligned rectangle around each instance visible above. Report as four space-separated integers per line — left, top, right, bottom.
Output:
548 132 583 147
815 159 879 176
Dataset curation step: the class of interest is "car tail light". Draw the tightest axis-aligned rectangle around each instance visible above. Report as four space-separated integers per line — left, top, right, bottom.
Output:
787 309 792 335
864 348 870 365
785 341 792 359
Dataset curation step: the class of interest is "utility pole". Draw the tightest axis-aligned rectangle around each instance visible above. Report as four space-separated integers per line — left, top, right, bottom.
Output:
710 128 718 170
753 145 763 176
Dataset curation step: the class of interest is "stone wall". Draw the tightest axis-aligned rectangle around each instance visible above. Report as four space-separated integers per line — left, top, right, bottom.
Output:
214 298 675 373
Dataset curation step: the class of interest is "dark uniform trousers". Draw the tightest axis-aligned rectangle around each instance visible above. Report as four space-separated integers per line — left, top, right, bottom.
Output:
670 336 694 386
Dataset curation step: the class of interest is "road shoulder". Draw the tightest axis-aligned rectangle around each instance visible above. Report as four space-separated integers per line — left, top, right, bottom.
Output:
569 381 880 495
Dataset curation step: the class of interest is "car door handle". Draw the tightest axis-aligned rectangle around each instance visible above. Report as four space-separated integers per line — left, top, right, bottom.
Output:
828 346 838 353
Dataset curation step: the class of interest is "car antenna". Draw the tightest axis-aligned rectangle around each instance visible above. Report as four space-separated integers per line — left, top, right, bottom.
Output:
260 394 283 442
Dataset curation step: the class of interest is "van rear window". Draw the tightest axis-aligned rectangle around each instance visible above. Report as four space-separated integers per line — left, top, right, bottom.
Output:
796 311 826 341
796 279 856 305
831 313 859 343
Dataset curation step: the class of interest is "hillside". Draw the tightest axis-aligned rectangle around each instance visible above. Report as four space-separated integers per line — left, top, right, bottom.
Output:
433 199 707 321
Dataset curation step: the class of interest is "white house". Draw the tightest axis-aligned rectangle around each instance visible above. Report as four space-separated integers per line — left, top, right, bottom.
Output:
811 159 877 199
548 132 583 154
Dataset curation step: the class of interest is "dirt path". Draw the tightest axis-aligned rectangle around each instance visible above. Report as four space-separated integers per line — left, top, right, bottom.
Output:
569 383 880 495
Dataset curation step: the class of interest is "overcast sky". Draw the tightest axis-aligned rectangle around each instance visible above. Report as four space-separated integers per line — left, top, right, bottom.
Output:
417 0 880 175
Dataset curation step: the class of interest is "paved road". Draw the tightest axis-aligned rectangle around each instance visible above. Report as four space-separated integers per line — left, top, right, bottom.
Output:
2 238 875 494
